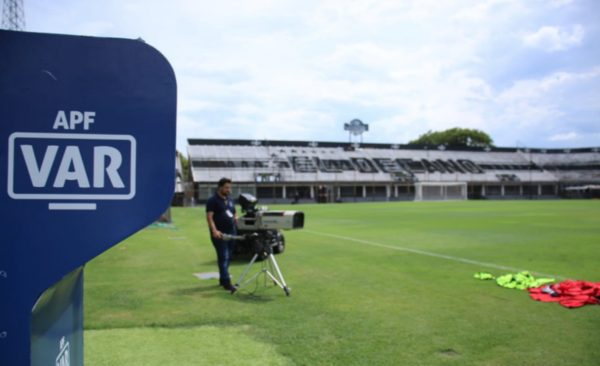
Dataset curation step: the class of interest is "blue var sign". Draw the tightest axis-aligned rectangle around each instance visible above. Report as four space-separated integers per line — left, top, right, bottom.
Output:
0 30 177 365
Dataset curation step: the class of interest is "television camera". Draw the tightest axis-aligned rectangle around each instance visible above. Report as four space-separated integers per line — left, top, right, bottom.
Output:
222 194 304 296
237 193 304 230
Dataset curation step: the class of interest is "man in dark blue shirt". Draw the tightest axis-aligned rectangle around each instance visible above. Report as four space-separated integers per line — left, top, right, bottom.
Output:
206 178 238 292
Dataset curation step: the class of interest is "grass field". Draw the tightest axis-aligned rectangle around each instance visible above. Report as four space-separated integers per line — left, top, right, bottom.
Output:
84 200 600 365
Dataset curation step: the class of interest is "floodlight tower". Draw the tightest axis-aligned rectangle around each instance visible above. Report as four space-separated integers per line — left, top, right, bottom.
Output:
2 0 26 31
344 118 369 145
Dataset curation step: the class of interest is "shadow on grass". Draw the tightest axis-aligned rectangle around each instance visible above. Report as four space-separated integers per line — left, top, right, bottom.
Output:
233 291 277 302
199 254 260 266
170 285 222 296
106 290 147 310
199 259 219 266
229 278 285 303
169 285 275 301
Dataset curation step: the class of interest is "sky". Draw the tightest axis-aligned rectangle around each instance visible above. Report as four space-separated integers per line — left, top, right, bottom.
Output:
22 0 600 152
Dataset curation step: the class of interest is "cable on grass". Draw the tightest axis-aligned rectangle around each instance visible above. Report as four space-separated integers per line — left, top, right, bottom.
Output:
235 271 276 301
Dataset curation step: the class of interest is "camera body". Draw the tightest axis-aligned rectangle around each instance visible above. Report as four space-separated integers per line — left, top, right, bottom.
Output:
236 193 304 231
236 211 304 231
232 194 304 260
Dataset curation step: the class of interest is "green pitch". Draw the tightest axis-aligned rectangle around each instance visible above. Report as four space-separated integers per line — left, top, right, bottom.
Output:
84 201 600 365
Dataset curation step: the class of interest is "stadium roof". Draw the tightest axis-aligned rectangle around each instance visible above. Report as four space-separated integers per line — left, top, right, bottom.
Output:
188 139 599 155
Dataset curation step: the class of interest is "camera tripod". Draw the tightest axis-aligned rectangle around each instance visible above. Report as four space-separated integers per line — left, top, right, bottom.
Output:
234 251 290 296
222 233 291 296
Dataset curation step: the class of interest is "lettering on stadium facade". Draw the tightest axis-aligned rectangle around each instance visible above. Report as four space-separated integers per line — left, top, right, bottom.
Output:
191 157 542 174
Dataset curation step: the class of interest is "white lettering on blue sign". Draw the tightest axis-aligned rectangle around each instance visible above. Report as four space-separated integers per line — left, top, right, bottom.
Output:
53 146 90 188
93 146 125 188
56 337 70 366
20 145 125 189
53 110 96 130
7 132 136 200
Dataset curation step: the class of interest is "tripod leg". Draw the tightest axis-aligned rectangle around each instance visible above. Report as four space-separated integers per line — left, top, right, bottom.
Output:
264 260 268 288
265 271 285 289
235 253 259 287
268 255 290 296
268 256 277 286
238 271 263 288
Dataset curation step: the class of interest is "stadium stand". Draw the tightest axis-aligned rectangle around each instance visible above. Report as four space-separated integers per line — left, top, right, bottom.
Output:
171 153 185 206
186 139 600 204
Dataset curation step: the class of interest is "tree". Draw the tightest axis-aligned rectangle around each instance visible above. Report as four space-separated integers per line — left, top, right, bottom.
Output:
408 128 494 147
177 150 190 182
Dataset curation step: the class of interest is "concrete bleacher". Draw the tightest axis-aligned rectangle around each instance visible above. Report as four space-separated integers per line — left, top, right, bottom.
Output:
187 139 600 203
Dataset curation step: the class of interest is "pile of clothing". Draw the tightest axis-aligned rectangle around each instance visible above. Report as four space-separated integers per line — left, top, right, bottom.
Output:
528 280 600 309
474 271 554 290
474 271 600 309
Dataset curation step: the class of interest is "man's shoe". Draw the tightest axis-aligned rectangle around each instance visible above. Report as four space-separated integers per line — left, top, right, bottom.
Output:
224 283 236 294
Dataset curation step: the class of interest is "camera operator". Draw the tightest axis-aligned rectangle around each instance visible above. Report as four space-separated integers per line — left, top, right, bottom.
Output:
206 178 238 292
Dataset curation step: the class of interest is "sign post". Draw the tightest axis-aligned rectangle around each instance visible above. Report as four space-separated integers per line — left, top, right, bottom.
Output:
0 30 177 365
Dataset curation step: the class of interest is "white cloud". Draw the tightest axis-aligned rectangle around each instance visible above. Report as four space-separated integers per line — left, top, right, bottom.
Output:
452 0 517 20
549 132 579 141
548 0 576 8
493 67 600 133
523 25 585 52
497 67 600 101
24 0 600 150
73 21 115 37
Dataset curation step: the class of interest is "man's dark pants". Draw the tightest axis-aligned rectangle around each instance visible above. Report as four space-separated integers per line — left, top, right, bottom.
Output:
210 227 236 286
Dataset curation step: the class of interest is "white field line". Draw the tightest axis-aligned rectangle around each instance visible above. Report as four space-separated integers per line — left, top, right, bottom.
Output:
304 230 567 281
